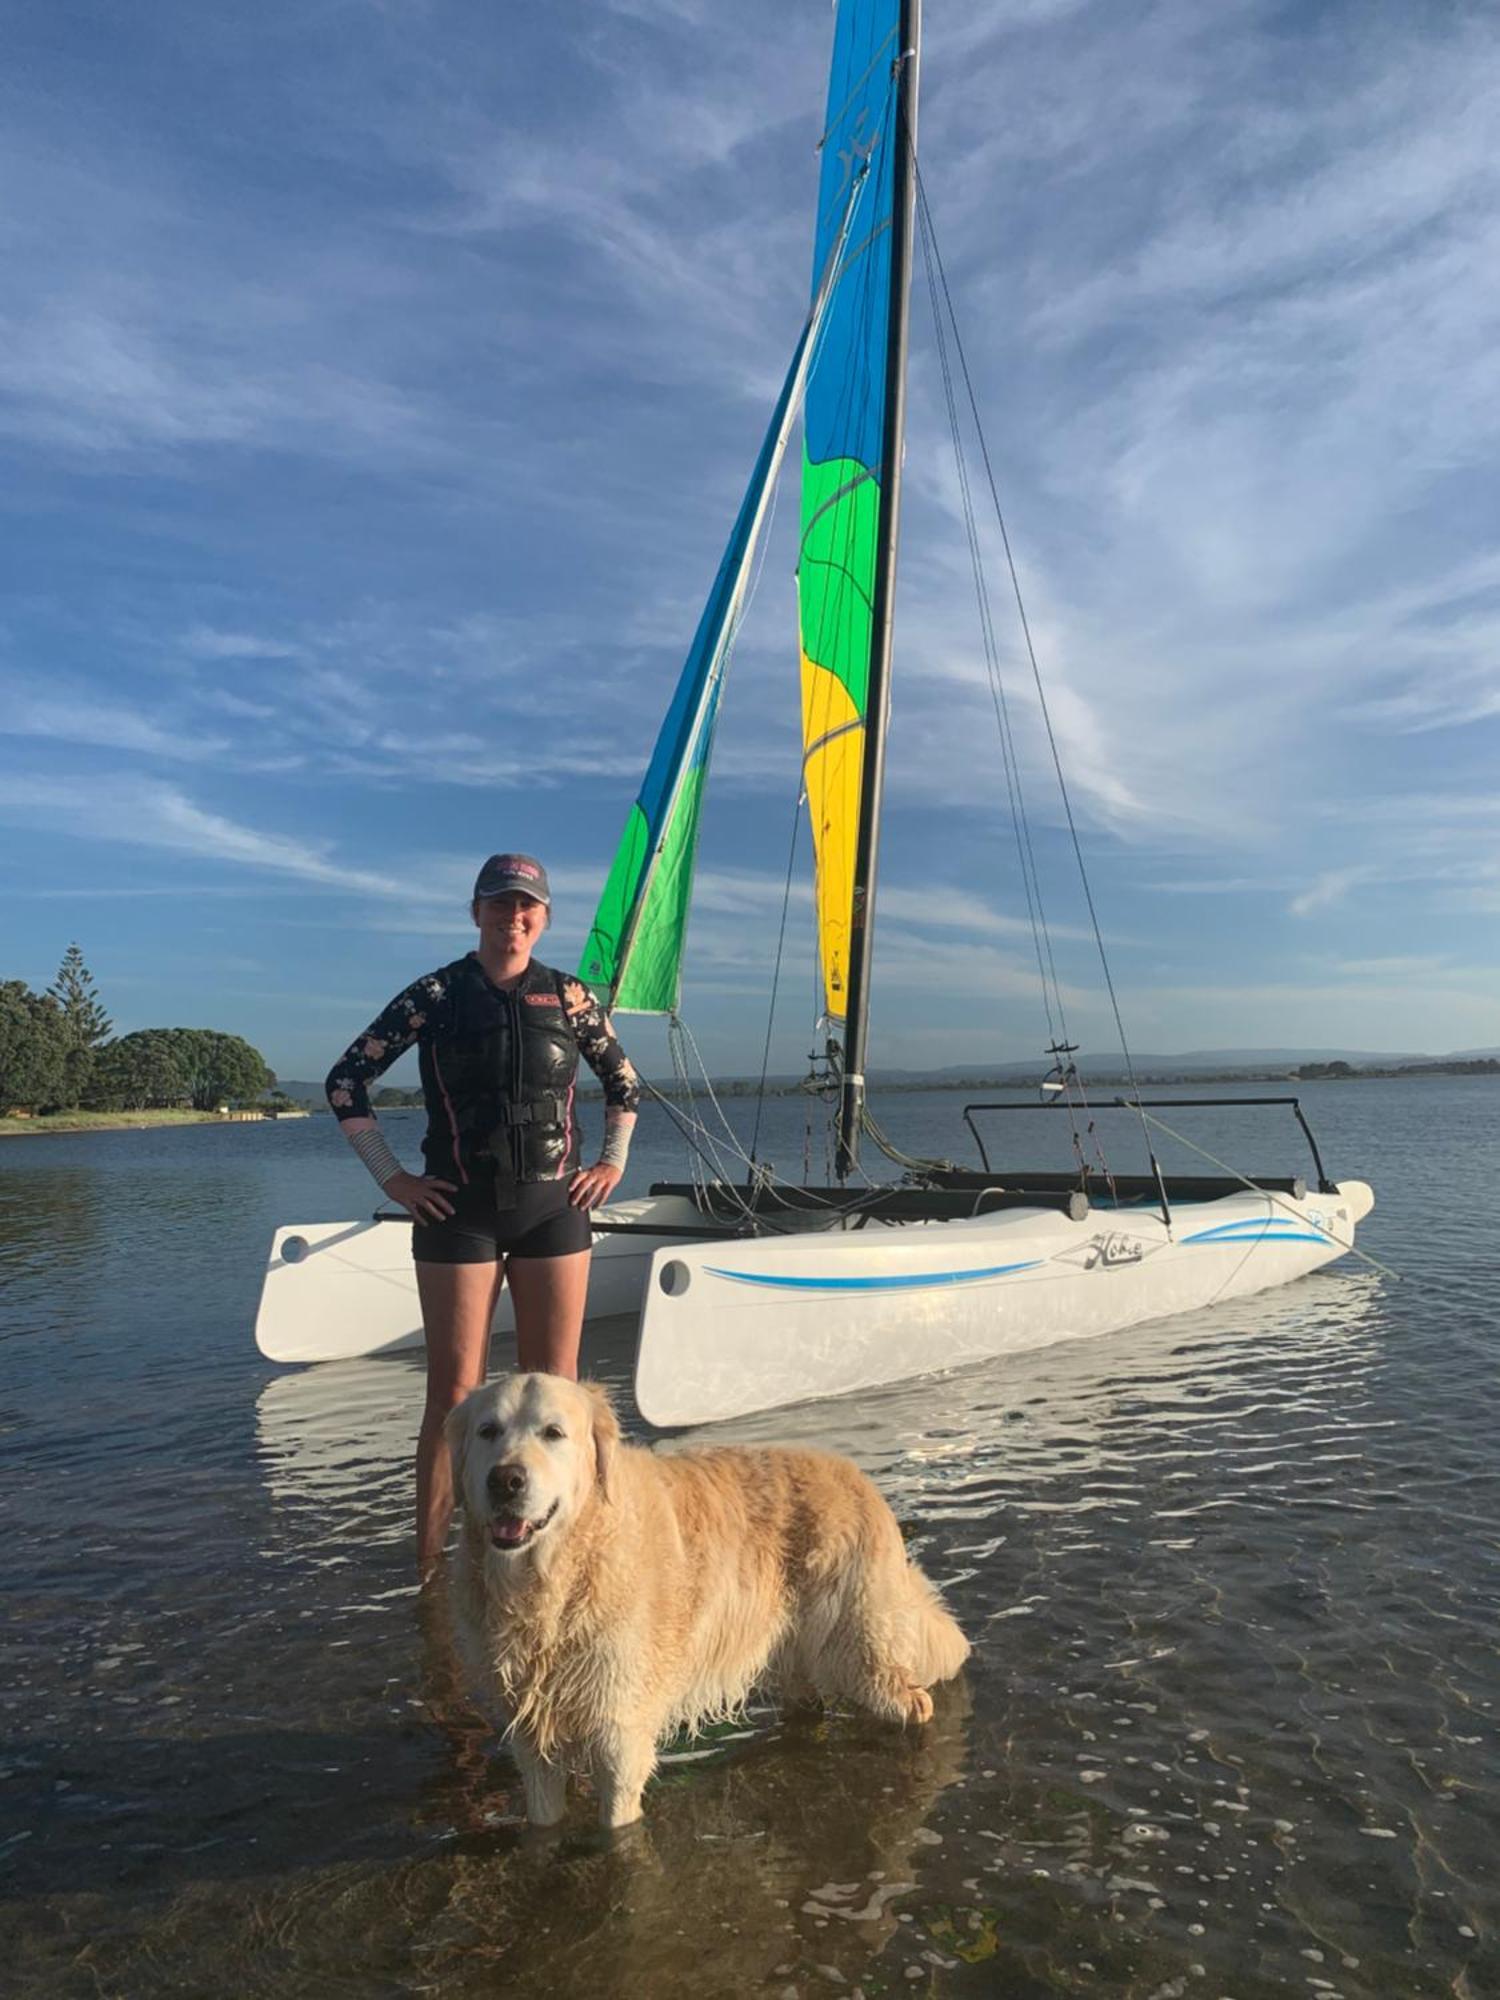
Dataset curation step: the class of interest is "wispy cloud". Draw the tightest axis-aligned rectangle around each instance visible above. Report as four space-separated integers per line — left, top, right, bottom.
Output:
0 301 438 462
0 774 398 898
1289 868 1373 919
0 677 226 761
1313 954 1454 980
181 627 302 662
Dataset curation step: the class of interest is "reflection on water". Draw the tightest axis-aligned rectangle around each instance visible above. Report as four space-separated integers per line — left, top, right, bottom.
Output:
0 1164 105 1351
5 1088 1500 1995
10 1691 975 2000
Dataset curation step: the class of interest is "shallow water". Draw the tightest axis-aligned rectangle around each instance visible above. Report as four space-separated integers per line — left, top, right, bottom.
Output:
3 1079 1498 1996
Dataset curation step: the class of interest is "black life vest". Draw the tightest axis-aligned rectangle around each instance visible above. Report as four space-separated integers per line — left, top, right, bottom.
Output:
418 955 580 1192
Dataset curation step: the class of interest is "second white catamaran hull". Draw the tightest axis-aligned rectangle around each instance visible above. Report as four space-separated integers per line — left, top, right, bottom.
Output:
631 1180 1373 1424
254 1180 1373 1424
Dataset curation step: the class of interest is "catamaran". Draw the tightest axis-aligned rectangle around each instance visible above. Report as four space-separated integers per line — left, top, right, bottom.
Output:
255 0 1374 1423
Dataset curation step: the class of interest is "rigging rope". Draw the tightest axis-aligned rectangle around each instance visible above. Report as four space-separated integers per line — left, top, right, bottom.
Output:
914 192 1066 1058
750 782 806 1167
909 148 1171 1212
1122 1104 1401 1282
660 1016 871 1224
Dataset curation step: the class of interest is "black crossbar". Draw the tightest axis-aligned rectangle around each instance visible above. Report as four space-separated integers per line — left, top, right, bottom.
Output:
960 1093 1334 1192
928 1168 1305 1202
647 1182 1091 1222
589 1218 753 1240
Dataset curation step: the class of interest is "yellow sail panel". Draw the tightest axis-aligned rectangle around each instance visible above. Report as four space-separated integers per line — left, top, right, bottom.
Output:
798 455 881 1022
800 653 863 1019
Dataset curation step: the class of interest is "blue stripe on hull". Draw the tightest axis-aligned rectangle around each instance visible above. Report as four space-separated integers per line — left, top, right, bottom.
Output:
703 1258 1042 1294
1183 1224 1328 1246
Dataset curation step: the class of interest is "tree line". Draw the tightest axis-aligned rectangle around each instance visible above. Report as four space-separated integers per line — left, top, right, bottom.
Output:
1 946 276 1114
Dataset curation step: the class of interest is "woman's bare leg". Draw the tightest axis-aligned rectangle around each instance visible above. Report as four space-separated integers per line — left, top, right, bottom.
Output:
506 1249 591 1376
415 1259 504 1575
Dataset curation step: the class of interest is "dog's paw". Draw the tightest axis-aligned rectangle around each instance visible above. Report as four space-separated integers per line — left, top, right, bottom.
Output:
902 1685 934 1726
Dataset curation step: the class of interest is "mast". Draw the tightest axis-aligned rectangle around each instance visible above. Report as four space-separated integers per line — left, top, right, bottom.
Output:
835 0 920 1181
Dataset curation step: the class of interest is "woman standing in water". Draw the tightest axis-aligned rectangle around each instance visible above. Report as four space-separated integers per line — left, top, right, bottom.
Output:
325 853 640 1572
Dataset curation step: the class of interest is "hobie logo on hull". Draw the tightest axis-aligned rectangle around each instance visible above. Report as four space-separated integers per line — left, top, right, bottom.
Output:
1052 1231 1161 1272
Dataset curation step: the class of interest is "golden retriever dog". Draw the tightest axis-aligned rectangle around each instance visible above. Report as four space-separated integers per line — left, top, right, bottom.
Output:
444 1373 970 1829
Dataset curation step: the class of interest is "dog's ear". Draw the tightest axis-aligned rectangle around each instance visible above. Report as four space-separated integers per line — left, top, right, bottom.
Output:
580 1379 619 1503
443 1391 476 1503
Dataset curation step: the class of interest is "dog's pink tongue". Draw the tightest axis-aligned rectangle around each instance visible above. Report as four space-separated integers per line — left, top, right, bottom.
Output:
493 1517 529 1545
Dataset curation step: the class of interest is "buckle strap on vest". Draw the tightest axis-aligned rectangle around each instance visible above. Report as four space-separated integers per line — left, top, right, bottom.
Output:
492 1093 569 1128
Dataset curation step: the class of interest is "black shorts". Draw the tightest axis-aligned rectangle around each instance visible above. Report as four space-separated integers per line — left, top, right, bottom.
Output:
411 1177 592 1266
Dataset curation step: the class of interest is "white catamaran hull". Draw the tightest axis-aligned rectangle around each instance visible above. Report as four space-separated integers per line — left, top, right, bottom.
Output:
255 1181 1373 1421
631 1181 1374 1425
253 1196 703 1365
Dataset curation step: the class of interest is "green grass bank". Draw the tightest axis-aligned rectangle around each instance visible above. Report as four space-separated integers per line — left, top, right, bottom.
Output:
0 1110 310 1138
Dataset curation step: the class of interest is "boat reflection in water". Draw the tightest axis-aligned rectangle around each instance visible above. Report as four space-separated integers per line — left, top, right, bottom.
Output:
254 1262 1384 1527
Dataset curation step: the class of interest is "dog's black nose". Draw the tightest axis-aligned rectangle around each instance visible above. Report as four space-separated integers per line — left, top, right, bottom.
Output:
487 1461 526 1500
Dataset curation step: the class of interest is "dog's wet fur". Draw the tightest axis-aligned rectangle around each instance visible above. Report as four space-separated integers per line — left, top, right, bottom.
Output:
445 1373 971 1828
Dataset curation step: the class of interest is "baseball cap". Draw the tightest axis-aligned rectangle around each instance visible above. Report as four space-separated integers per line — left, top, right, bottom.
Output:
473 853 551 905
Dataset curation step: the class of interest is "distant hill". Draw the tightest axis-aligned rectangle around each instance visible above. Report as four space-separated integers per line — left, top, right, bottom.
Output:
274 1046 1494 1107
277 1080 338 1106
868 1048 1430 1082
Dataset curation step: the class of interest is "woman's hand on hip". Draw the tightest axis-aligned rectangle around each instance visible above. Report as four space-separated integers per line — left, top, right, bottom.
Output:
383 1170 458 1223
569 1162 623 1209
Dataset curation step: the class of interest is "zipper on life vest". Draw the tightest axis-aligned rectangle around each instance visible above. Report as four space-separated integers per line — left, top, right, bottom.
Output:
430 1045 469 1186
509 984 524 1182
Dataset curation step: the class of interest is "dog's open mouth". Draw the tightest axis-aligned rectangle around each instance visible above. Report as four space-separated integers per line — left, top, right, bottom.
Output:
489 1499 559 1552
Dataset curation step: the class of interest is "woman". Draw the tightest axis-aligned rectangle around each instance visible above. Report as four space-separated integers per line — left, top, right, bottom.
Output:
325 853 640 1573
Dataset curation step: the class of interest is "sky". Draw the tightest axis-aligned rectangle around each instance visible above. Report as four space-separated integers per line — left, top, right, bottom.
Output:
3 0 1498 1087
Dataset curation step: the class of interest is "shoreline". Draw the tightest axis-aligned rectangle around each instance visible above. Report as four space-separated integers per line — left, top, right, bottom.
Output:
4 1065 1490 1137
0 1110 314 1138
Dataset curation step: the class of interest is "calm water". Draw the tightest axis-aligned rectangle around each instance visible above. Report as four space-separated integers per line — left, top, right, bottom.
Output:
2 1080 1498 1997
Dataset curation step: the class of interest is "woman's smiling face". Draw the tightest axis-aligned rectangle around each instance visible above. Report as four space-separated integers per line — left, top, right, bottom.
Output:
473 890 548 957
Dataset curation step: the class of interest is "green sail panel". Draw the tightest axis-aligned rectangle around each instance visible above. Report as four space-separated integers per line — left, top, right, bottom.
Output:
800 453 880 716
612 765 705 1014
580 772 708 1015
582 803 650 1000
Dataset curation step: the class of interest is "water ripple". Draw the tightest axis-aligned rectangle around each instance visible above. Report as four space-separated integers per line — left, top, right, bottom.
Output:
5 1090 1500 1995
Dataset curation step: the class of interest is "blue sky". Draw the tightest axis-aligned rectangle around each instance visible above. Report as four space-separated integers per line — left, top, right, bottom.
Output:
4 0 1498 1084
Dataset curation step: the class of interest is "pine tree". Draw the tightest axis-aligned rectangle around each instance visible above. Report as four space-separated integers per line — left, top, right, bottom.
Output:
48 944 112 1107
48 944 112 1048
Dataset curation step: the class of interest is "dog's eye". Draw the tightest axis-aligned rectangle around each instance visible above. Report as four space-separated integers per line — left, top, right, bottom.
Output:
477 1421 500 1441
542 1424 566 1442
